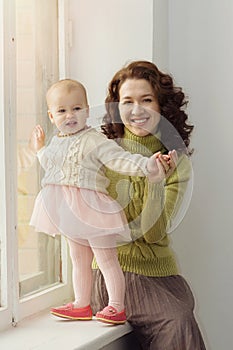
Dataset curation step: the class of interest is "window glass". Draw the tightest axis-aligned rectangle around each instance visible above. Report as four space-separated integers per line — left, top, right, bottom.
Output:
16 0 61 298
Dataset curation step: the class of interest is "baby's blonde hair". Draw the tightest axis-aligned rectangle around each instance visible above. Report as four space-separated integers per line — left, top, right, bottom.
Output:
46 79 88 108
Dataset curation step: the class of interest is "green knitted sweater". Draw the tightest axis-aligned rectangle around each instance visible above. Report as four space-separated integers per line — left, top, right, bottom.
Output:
92 127 192 277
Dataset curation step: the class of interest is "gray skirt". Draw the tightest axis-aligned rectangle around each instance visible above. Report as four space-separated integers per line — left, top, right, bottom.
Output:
91 270 207 350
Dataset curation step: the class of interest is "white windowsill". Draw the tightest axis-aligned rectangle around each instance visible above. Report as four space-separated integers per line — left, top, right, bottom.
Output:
0 308 133 350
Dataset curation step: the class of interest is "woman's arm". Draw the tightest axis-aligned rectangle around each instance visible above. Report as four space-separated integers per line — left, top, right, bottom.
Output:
141 154 192 243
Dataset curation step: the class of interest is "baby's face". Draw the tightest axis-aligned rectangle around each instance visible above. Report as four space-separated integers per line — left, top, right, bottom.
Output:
48 87 89 135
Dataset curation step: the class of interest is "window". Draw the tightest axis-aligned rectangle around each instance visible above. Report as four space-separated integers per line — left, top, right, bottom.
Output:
16 0 61 299
0 0 72 331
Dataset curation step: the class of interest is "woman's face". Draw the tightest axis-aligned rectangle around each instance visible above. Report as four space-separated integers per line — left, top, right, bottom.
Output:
118 79 161 137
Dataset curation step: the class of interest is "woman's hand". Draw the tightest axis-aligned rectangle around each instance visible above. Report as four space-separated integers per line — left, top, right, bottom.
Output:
29 125 45 153
147 150 178 183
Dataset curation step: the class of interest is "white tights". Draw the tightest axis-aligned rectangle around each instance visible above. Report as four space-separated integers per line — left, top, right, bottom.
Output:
67 237 125 312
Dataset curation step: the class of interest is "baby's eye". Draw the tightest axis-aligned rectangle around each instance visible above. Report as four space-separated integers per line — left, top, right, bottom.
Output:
58 108 66 113
74 106 82 111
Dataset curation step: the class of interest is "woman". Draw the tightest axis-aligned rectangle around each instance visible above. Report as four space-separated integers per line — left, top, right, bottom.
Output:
91 61 206 349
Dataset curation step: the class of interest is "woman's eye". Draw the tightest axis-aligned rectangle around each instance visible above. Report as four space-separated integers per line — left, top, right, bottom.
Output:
143 98 152 103
122 101 132 105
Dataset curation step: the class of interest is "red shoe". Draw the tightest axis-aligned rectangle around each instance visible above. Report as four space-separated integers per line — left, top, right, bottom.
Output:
95 306 127 325
50 303 92 320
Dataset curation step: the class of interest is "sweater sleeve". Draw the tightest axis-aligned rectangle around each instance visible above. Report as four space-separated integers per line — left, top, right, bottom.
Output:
99 139 151 176
83 132 151 176
36 146 48 170
141 154 192 243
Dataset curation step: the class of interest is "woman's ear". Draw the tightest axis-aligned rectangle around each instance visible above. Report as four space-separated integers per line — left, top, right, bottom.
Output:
48 110 54 123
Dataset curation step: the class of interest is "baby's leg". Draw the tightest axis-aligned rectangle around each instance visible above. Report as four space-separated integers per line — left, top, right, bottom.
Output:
67 238 94 308
90 237 125 312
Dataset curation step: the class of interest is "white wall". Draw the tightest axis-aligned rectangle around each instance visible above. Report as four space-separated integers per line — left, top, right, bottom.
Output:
169 1 233 349
68 1 233 349
68 0 153 106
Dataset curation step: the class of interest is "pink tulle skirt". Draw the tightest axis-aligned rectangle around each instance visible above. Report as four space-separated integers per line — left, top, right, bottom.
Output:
30 185 131 247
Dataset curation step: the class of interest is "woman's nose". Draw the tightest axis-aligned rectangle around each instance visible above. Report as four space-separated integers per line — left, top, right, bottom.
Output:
131 103 143 115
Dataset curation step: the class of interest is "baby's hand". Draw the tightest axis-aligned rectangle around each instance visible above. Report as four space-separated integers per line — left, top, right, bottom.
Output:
163 150 178 177
147 150 178 183
29 125 45 153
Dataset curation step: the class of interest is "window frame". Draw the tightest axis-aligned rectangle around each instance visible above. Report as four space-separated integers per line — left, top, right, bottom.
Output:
0 0 73 331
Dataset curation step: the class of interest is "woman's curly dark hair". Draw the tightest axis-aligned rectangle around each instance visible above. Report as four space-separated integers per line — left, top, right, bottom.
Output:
102 60 194 155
